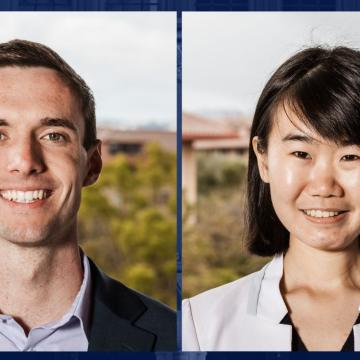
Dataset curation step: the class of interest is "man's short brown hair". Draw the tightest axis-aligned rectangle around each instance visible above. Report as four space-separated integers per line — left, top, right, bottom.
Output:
0 39 96 150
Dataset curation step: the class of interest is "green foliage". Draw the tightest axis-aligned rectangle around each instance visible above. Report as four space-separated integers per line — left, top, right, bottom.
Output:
183 151 270 298
79 143 176 308
197 152 248 194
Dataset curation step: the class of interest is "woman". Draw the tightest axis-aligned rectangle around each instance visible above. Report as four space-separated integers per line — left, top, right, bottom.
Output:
182 46 360 351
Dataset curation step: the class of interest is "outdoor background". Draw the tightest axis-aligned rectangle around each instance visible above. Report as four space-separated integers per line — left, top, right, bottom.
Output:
0 12 177 308
182 12 360 298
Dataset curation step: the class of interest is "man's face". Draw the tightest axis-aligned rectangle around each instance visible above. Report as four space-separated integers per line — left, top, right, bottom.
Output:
0 66 101 246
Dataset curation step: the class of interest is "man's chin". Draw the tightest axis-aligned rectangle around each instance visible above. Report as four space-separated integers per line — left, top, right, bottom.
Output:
0 226 57 247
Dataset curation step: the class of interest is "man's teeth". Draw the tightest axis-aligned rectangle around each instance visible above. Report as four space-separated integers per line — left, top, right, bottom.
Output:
0 190 48 203
304 209 341 218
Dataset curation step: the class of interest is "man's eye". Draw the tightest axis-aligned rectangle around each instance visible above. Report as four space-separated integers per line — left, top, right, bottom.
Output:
341 154 360 161
0 133 6 141
43 132 66 142
292 151 311 159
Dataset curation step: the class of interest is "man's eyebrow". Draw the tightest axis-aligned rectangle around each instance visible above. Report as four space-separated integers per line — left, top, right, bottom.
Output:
40 117 77 132
0 118 78 132
282 133 316 144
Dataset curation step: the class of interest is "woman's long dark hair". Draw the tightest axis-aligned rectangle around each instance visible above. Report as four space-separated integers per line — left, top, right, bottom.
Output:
246 46 360 256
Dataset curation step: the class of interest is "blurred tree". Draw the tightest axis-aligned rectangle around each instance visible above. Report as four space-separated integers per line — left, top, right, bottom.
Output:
197 152 247 194
183 151 270 298
79 143 176 308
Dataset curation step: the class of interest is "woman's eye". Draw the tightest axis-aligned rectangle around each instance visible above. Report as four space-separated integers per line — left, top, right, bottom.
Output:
0 133 7 141
43 132 66 142
292 151 311 159
341 154 360 161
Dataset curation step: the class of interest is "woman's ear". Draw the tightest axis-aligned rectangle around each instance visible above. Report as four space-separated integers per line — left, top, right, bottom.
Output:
83 139 102 187
252 136 269 183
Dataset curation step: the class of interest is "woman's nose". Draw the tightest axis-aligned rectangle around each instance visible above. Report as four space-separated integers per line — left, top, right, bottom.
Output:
306 161 343 198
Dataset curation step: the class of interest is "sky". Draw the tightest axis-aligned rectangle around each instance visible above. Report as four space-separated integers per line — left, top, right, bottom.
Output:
183 12 360 118
0 12 176 129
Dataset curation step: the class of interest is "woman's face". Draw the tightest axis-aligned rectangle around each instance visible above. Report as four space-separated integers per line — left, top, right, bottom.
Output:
253 106 360 251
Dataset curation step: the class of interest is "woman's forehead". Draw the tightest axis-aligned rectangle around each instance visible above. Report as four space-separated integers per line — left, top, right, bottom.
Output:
270 106 343 147
270 106 318 139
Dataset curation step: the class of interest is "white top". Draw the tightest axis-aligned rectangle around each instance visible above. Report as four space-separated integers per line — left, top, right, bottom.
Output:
182 254 360 351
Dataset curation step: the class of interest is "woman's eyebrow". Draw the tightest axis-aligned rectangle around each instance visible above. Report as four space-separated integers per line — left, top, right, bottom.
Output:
282 133 316 144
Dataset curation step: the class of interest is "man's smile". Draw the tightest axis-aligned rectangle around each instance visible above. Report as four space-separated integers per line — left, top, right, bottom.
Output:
0 189 52 205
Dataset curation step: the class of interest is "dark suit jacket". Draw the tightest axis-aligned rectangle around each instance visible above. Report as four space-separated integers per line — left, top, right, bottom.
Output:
87 259 177 351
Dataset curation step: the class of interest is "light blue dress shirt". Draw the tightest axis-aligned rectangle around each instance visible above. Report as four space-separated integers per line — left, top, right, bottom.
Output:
0 254 91 351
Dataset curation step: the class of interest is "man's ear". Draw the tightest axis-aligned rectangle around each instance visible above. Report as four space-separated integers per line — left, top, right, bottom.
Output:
252 136 269 183
83 139 102 187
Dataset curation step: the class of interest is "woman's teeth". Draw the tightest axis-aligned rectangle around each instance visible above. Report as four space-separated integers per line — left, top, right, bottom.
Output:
303 209 341 218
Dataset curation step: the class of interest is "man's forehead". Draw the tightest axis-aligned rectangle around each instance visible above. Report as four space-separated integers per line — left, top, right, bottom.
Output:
0 66 84 133
0 66 73 100
0 65 60 80
0 66 78 99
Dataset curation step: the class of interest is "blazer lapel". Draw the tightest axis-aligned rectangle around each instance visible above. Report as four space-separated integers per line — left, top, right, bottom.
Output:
87 259 156 351
244 254 292 351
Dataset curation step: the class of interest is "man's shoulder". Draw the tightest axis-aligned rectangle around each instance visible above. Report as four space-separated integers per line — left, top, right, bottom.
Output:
105 272 176 327
88 257 176 351
130 286 176 322
127 285 177 346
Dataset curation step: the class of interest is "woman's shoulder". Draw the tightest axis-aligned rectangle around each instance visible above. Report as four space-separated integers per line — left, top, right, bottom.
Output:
185 269 261 308
184 254 282 307
182 260 274 350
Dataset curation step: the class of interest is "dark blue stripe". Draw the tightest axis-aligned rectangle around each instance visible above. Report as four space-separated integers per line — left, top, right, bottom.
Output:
176 9 182 353
4 0 360 11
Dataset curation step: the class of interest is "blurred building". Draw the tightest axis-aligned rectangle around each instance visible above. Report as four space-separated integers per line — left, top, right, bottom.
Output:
182 112 250 207
98 127 176 164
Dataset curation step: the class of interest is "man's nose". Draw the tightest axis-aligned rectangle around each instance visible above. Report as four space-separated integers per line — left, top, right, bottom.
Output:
7 137 46 176
307 161 343 198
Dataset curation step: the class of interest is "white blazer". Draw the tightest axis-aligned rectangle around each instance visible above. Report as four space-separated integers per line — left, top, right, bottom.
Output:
182 254 360 351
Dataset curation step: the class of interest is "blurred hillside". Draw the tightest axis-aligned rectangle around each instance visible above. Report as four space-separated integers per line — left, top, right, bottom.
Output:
79 142 176 308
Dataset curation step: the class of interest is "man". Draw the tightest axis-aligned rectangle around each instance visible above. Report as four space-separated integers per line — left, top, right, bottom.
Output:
0 39 176 351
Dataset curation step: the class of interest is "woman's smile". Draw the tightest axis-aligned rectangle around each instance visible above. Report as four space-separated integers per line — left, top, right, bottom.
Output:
300 209 348 224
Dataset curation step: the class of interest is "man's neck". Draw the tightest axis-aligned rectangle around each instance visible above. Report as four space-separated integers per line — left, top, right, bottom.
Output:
0 240 83 333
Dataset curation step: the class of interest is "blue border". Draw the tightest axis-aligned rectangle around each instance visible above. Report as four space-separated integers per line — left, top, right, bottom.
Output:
3 1 360 359
2 0 360 11
0 353 157 358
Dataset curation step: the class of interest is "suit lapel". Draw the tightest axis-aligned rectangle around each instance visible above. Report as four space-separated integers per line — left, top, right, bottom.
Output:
87 259 156 351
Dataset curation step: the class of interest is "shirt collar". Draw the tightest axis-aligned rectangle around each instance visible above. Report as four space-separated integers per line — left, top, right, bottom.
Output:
45 252 92 337
73 253 92 337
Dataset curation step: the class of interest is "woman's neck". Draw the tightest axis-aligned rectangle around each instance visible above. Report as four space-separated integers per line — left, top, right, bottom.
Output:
283 238 360 291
